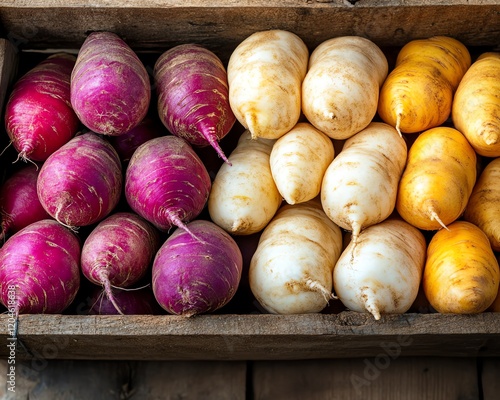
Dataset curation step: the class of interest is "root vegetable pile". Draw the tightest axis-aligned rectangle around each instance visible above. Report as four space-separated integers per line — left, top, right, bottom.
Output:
0 30 499 319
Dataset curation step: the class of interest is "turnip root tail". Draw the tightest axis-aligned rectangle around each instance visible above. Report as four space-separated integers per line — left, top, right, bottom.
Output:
0 140 13 158
304 279 337 303
204 127 231 165
429 208 449 231
362 287 382 320
14 145 39 169
350 221 362 247
483 131 498 146
167 210 206 243
97 269 124 315
395 111 403 137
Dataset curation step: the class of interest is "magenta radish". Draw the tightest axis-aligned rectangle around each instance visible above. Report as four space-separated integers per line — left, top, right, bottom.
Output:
154 44 236 163
125 135 211 238
81 212 160 314
107 117 167 163
152 219 243 316
87 285 162 315
0 219 81 315
0 164 49 240
4 53 80 162
37 132 123 228
70 31 151 136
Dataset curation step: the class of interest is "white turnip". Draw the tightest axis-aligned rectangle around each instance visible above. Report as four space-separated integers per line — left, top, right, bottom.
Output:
208 130 282 235
334 218 427 320
227 29 309 140
321 122 407 244
249 199 343 314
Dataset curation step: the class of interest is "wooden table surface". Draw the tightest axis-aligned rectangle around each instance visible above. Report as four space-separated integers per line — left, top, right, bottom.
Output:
1 357 499 399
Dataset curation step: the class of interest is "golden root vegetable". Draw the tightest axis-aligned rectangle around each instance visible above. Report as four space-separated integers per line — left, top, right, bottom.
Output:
333 218 427 320
270 122 334 205
423 221 500 314
249 199 343 314
452 52 500 157
227 29 309 140
396 126 477 230
208 130 282 235
302 36 388 140
321 122 407 243
464 157 500 252
378 36 471 134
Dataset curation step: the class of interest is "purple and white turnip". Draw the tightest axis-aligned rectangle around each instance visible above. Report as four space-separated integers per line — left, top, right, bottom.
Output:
4 53 80 162
154 44 236 163
0 219 81 316
125 135 211 239
152 220 243 316
37 132 123 228
80 212 160 314
70 31 151 136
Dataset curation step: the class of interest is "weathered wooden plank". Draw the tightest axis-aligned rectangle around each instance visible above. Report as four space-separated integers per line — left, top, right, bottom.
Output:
252 357 479 400
481 357 500 400
0 0 498 61
0 359 246 400
130 361 247 399
0 359 132 400
0 38 16 117
0 312 498 360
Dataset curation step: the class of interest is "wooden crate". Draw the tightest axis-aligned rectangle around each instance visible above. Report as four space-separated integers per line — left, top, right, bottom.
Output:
0 0 500 363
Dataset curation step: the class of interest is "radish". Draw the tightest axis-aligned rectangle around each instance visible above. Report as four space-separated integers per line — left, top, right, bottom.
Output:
4 53 80 162
249 199 343 314
333 218 427 320
0 219 81 315
71 31 151 136
80 212 160 314
125 135 211 239
0 164 49 240
107 117 167 164
152 219 243 316
37 132 123 228
87 285 161 315
154 44 236 164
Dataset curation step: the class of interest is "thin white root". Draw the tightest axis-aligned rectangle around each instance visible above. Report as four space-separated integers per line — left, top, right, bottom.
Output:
429 208 449 231
304 279 337 302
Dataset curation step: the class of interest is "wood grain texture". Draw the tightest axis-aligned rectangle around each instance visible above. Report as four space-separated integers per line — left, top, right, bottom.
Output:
481 358 500 400
0 312 498 360
0 38 17 118
252 357 479 400
0 359 246 400
0 1 498 63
